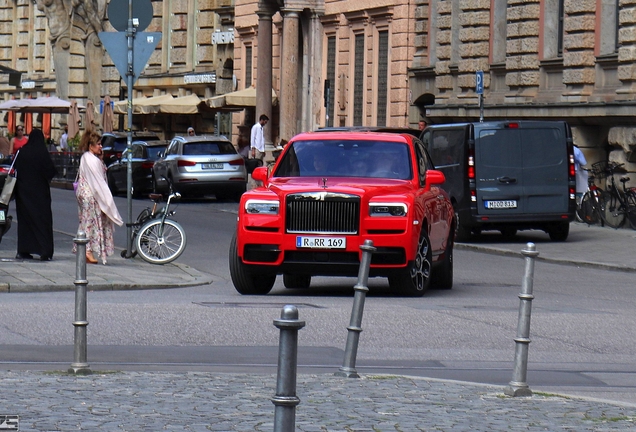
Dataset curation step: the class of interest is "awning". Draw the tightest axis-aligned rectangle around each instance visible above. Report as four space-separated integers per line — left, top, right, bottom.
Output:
113 94 175 115
0 96 85 113
205 87 278 109
158 94 203 115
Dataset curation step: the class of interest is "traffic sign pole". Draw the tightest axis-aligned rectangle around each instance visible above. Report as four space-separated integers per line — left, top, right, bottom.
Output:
476 70 484 123
125 0 135 258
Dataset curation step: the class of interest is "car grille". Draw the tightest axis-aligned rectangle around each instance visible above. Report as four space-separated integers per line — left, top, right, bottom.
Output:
286 192 360 234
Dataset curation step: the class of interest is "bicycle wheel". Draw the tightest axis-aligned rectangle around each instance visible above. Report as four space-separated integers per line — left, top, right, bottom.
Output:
600 190 626 229
625 191 636 230
135 219 187 264
579 191 599 225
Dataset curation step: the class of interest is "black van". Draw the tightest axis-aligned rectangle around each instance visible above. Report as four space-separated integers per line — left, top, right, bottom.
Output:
421 121 576 241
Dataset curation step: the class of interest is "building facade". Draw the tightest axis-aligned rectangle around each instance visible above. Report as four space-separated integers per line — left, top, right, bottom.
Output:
0 0 234 140
409 0 636 181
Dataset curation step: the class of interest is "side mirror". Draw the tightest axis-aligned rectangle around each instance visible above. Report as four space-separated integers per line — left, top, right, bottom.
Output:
425 169 445 187
252 166 269 185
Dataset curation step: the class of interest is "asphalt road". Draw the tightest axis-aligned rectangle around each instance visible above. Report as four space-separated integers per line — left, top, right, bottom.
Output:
2 188 636 405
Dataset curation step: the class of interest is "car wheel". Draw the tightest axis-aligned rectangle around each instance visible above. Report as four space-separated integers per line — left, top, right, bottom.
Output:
108 174 118 196
432 231 453 290
388 230 432 297
283 274 311 289
228 233 276 295
454 210 471 242
500 227 517 237
548 221 569 242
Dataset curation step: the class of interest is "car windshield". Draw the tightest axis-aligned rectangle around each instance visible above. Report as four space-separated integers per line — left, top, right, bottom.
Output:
183 142 236 155
274 139 412 180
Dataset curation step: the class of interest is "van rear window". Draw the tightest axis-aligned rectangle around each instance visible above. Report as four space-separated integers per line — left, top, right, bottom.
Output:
428 130 464 167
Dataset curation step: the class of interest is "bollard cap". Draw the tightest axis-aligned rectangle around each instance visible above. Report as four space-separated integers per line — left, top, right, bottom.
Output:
360 239 376 253
273 305 306 330
521 242 539 258
73 230 89 245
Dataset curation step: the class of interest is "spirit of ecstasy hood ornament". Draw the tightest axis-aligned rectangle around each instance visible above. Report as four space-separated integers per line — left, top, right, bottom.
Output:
321 177 328 189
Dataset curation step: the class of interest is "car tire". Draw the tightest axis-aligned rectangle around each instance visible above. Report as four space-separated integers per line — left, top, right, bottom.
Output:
548 221 569 242
108 174 118 196
432 232 453 290
500 227 517 237
228 233 276 295
388 230 432 297
283 274 311 289
454 210 471 242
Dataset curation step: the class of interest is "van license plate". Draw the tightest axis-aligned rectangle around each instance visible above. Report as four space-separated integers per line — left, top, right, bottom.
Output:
202 163 223 169
485 200 517 209
0 210 4 223
296 236 346 249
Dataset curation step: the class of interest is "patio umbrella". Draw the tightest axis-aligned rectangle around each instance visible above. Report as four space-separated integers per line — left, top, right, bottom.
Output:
68 100 81 139
158 94 203 115
102 95 114 133
8 96 83 114
113 94 175 115
85 100 95 131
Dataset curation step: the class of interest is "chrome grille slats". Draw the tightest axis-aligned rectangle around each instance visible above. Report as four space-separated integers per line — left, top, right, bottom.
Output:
286 192 360 234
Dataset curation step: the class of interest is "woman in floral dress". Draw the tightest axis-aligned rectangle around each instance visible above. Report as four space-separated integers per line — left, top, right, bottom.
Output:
75 130 123 264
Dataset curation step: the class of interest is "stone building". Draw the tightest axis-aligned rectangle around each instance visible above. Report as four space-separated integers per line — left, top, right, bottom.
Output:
0 0 235 140
233 0 418 147
409 0 636 182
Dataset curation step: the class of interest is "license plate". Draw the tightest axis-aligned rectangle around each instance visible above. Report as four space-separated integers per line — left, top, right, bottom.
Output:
0 210 4 223
296 236 346 249
201 163 223 169
485 200 517 209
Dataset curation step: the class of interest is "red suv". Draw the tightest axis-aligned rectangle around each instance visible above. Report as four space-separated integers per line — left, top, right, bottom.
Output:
229 131 455 296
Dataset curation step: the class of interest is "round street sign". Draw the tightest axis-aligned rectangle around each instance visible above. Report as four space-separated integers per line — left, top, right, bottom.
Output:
107 0 153 32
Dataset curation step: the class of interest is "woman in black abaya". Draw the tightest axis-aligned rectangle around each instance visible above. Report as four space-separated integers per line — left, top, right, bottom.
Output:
14 128 57 261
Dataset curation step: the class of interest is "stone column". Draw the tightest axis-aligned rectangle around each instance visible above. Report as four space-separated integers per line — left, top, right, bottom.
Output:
256 6 275 145
280 8 301 142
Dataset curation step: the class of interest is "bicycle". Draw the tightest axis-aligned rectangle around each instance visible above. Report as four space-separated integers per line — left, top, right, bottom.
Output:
594 161 636 230
575 167 604 226
121 177 187 264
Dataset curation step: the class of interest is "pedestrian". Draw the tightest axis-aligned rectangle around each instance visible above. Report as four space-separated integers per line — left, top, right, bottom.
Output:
187 126 195 136
74 129 123 264
13 128 57 261
59 125 68 151
418 119 427 131
0 130 10 160
250 114 269 160
573 145 588 198
9 125 28 155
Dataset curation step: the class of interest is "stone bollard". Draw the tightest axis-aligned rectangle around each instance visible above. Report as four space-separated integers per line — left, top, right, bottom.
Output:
272 305 305 432
335 240 376 378
504 242 539 397
69 231 91 375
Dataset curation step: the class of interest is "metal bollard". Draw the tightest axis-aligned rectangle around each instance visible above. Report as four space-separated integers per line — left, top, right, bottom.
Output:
272 305 305 432
69 231 91 375
504 242 539 397
335 240 376 378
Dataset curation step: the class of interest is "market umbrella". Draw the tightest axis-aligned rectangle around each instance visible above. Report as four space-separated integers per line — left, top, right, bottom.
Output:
85 100 95 131
102 95 114 133
8 96 83 114
68 100 81 139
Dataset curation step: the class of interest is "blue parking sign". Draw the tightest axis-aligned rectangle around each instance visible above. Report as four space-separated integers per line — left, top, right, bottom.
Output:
476 70 484 95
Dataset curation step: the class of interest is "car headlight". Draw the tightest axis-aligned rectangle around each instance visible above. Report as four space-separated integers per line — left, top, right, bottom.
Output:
369 203 408 217
245 199 280 215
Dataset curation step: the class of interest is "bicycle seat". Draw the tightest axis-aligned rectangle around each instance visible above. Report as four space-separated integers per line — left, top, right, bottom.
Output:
149 193 164 202
620 177 630 183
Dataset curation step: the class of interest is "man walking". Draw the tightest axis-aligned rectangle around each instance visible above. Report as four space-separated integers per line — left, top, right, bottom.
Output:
250 114 269 160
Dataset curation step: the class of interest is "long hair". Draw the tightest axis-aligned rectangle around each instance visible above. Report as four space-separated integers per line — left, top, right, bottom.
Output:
79 130 101 153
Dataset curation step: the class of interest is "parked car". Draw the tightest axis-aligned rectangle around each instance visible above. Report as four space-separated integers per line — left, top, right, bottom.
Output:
229 130 455 296
107 140 169 197
152 135 247 200
101 131 160 166
0 164 10 190
420 120 576 241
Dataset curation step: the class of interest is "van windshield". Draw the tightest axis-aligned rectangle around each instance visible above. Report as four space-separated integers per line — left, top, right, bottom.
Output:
274 140 412 180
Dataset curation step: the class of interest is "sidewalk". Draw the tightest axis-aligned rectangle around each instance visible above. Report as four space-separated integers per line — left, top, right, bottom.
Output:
0 230 212 293
1 371 634 431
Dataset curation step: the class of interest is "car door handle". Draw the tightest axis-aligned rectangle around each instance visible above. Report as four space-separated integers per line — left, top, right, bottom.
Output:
498 176 517 184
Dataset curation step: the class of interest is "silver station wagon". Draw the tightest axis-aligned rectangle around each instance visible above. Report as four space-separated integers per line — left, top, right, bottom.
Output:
152 135 248 200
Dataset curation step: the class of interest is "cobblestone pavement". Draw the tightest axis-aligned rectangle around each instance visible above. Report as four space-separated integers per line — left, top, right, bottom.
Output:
2 371 636 431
